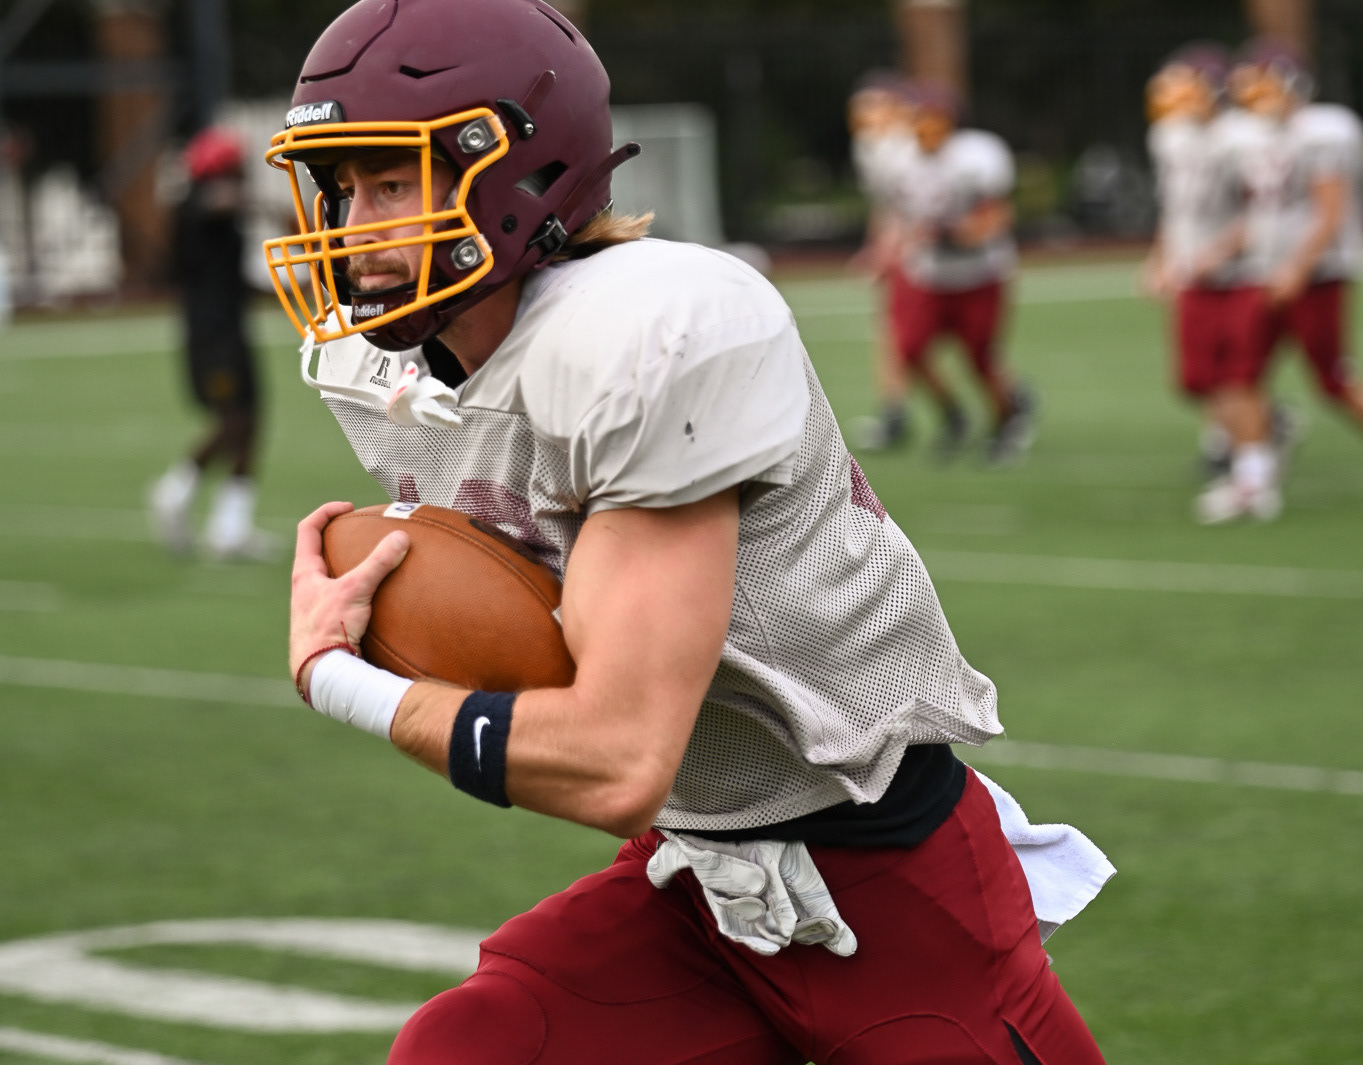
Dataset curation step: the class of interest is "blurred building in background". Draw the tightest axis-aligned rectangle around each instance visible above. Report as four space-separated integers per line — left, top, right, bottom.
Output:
0 0 1355 307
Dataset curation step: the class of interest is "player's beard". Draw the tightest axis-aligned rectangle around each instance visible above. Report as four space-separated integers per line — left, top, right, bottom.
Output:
346 250 414 292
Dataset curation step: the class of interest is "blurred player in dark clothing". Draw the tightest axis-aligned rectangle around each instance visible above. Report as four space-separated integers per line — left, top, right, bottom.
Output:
150 126 276 559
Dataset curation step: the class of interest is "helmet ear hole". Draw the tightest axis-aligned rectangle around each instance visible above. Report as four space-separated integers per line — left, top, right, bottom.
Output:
514 161 567 198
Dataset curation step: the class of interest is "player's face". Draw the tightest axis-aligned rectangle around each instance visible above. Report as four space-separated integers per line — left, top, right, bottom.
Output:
1147 64 1216 124
913 108 954 154
848 90 898 138
1231 66 1294 119
335 150 457 292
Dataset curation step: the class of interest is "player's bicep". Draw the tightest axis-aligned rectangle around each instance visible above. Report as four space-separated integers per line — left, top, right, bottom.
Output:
560 490 740 743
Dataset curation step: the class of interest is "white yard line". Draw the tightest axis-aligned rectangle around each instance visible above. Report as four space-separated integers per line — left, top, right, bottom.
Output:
5 504 1359 601
1 655 1358 797
964 740 1363 797
921 549 1363 600
0 1029 212 1065
0 656 295 708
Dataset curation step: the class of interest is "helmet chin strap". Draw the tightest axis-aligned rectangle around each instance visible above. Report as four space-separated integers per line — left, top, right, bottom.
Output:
354 276 502 352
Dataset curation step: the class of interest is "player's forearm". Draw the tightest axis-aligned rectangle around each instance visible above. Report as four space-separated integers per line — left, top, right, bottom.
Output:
506 682 694 836
389 677 693 837
950 199 1011 247
1183 220 1245 285
1289 176 1347 279
388 680 470 773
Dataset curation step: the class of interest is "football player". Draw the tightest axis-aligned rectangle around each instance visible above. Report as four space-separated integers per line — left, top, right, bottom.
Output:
269 1 1112 1061
869 79 1034 464
1142 43 1252 479
149 127 276 559
1199 39 1363 523
846 71 965 453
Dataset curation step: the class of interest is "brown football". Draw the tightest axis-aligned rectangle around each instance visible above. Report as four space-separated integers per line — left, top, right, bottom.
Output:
321 502 575 692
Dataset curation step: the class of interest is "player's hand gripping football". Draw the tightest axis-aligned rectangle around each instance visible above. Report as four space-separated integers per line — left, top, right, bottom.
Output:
289 501 410 692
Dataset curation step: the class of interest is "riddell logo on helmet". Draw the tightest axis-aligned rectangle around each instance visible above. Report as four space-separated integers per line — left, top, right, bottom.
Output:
285 101 343 127
353 302 382 319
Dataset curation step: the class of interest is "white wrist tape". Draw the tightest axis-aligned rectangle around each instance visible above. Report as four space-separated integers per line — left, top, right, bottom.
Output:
307 650 414 740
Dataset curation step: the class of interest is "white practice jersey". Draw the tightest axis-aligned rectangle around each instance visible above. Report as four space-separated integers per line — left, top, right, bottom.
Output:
305 239 1001 833
891 128 1017 291
1232 102 1363 283
1148 111 1248 288
851 130 919 211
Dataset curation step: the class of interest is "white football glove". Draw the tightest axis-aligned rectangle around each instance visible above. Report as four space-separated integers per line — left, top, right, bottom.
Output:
647 832 857 957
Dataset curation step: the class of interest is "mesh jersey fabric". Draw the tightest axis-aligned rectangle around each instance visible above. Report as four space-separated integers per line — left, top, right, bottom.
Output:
306 238 1002 833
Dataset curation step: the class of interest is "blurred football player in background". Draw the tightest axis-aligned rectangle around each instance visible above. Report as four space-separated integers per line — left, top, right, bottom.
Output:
1142 43 1250 480
149 126 276 558
846 71 923 451
1197 38 1363 523
861 79 1034 464
270 1 1112 1061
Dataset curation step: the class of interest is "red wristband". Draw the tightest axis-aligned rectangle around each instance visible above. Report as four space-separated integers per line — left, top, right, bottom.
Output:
294 642 359 705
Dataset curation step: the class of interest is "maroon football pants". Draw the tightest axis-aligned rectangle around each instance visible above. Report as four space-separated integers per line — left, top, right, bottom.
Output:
1225 281 1356 398
888 275 1007 379
388 769 1106 1065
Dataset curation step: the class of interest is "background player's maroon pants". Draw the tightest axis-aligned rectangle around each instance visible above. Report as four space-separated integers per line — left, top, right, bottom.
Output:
1174 287 1238 398
1224 281 1356 398
889 274 1007 377
388 770 1106 1064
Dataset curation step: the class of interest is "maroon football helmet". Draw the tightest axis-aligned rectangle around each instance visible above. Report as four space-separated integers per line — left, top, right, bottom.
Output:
263 0 639 350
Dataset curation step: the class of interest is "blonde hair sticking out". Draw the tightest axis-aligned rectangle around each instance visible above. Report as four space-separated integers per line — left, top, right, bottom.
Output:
554 209 655 262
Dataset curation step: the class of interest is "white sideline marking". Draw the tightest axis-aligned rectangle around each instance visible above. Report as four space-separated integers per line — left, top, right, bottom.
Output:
922 550 1363 600
0 1028 211 1065
1 655 1358 798
4 503 1360 601
0 580 60 612
0 919 482 1033
0 656 296 708
964 741 1363 797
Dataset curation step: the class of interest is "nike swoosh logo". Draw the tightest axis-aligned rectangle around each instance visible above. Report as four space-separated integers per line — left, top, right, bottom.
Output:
473 716 491 769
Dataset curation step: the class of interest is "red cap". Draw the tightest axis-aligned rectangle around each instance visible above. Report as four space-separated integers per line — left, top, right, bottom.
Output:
184 127 244 182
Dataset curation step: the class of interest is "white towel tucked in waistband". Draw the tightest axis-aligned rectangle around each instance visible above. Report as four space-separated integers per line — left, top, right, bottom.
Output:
974 770 1117 942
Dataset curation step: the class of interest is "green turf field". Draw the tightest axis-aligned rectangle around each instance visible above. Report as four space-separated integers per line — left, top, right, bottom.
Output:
1 257 1360 1064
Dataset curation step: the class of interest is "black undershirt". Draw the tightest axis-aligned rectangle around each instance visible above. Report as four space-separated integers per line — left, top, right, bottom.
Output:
689 744 966 849
422 338 468 388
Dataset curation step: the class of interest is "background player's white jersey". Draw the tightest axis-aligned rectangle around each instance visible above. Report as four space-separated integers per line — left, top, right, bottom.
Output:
305 239 1001 833
1233 102 1363 283
851 130 919 211
1148 110 1248 288
891 128 1017 291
